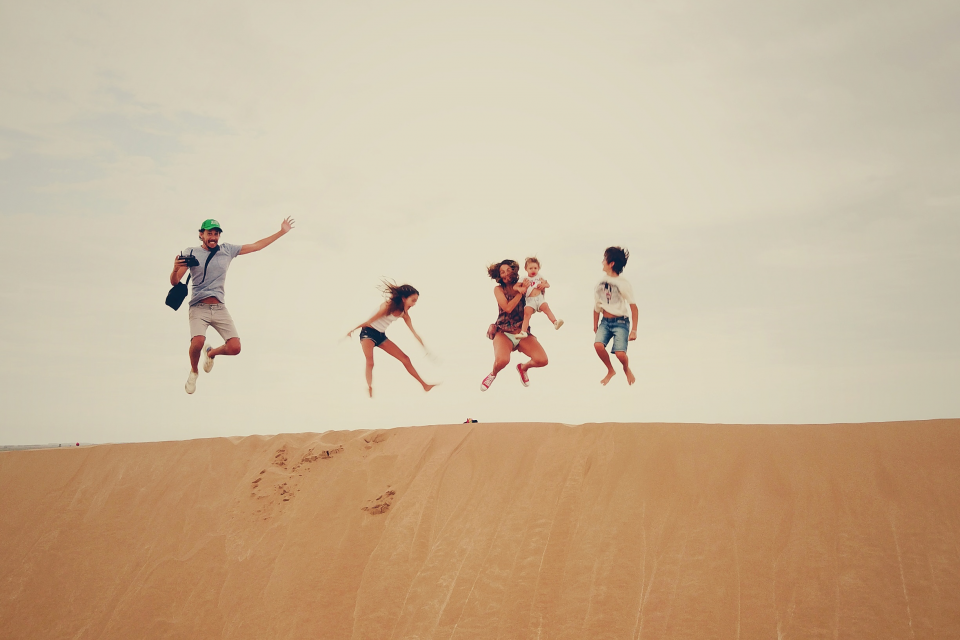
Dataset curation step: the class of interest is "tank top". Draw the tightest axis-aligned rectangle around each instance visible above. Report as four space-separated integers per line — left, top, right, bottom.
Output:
369 311 400 333
494 287 528 335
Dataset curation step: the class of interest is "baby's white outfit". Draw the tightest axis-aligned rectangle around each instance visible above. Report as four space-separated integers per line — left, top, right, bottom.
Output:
525 275 545 312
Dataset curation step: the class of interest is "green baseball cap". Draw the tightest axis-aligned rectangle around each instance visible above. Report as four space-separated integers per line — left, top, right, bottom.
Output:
199 219 223 232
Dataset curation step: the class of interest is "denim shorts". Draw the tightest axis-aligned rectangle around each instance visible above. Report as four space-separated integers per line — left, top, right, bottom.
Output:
359 326 388 347
595 316 630 352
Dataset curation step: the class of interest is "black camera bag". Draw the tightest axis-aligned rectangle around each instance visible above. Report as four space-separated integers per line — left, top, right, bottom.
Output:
165 275 191 310
165 246 220 310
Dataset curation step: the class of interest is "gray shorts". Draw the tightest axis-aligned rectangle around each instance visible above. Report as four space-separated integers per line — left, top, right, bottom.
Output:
188 303 239 341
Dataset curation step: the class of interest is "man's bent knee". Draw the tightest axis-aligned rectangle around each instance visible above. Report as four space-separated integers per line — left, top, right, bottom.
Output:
224 338 241 355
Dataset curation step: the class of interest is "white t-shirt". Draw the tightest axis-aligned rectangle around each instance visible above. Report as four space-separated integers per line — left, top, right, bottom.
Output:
594 274 636 318
524 275 544 298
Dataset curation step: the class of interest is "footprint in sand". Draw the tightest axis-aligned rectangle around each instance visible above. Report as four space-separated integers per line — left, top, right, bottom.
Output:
363 432 389 450
361 489 396 515
300 445 344 464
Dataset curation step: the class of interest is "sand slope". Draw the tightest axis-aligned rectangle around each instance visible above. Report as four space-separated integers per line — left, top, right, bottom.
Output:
2 421 959 639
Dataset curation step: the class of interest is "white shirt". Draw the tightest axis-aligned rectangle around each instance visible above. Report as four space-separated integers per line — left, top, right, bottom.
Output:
594 274 636 318
369 311 401 333
524 275 544 298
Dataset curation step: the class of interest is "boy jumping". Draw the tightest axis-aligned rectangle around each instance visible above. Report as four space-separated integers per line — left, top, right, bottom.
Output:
593 246 638 385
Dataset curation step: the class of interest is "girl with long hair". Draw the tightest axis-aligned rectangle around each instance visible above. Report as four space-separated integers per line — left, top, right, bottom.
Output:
480 259 549 391
347 281 437 397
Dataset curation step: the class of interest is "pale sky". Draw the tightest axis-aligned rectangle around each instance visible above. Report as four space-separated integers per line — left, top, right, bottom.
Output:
1 1 958 445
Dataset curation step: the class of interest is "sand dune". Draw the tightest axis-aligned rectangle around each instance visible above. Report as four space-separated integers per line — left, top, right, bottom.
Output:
2 421 959 639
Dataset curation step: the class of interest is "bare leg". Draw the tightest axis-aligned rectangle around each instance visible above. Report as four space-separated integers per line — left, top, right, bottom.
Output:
516 335 548 374
378 340 436 392
189 336 205 373
540 302 558 324
361 339 376 397
519 306 534 335
615 351 635 385
490 333 514 377
206 337 241 359
595 342 616 385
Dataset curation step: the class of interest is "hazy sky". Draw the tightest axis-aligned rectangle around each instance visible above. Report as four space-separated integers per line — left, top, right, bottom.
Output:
2 1 958 445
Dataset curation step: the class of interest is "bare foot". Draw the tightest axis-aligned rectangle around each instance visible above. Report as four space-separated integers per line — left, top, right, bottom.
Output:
423 383 438 392
600 370 616 385
625 368 636 385
367 386 373 398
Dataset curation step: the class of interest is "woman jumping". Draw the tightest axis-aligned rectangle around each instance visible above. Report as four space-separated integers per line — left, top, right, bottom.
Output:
481 259 549 391
347 281 437 397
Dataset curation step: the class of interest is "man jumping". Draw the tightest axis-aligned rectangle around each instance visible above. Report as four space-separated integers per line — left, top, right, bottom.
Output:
170 217 295 394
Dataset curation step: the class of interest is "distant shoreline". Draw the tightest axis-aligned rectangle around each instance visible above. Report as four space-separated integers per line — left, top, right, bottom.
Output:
0 443 95 452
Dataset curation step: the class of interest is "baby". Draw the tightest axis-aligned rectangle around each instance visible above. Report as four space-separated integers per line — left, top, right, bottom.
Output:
515 257 563 338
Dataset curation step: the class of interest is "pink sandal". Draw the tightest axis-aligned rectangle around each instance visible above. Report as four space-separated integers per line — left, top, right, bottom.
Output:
517 364 530 387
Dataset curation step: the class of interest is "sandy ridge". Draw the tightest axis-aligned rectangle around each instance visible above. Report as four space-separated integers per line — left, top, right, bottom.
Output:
1 420 959 639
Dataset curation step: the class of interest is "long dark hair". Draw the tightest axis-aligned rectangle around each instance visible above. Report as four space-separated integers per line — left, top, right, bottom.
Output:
379 280 419 313
486 259 519 287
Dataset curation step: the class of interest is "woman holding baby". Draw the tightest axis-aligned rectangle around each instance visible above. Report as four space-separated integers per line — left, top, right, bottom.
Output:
480 259 550 391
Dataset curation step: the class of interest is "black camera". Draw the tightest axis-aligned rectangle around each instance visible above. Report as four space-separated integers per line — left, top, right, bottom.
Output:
179 253 200 267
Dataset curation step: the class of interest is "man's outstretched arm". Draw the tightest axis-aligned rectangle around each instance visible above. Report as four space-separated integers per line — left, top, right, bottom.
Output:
238 217 295 255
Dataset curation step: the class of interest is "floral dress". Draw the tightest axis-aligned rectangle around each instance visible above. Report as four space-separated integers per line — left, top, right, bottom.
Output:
494 287 530 335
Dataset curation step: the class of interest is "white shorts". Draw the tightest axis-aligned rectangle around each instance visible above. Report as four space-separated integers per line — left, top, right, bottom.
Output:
188 303 240 341
526 295 545 312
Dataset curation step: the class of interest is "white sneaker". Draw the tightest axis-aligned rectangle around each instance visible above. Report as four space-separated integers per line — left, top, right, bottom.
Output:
185 370 198 394
554 319 564 330
202 346 215 373
515 331 528 339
